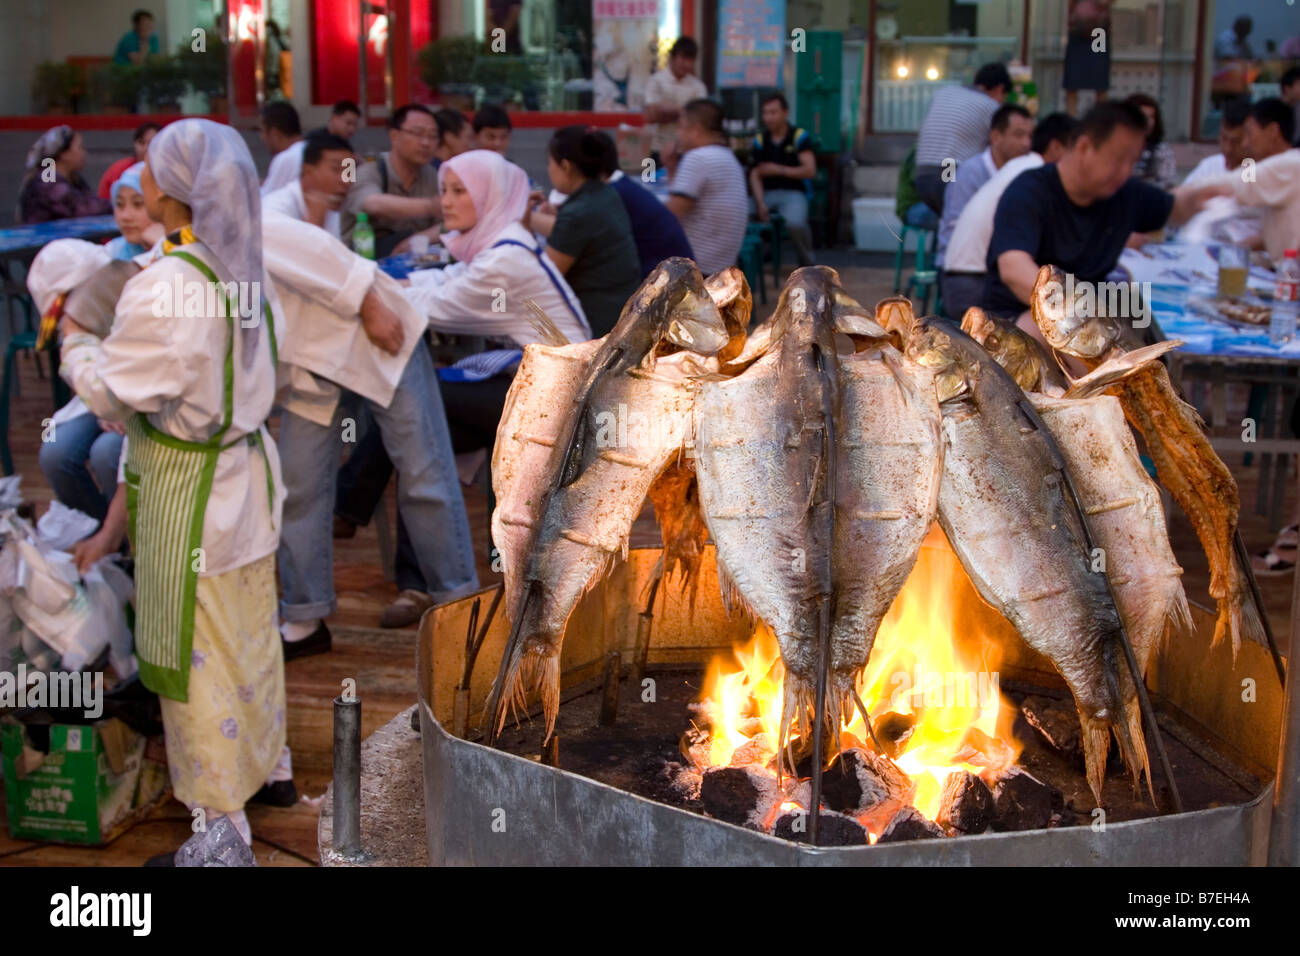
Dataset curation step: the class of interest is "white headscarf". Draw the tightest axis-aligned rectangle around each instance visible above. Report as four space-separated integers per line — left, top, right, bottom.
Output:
146 119 264 369
26 239 112 315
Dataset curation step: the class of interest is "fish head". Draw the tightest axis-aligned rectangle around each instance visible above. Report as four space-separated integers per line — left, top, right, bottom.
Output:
633 258 731 356
902 319 972 404
875 295 918 351
1030 264 1122 360
963 307 1049 393
704 266 753 363
831 287 889 346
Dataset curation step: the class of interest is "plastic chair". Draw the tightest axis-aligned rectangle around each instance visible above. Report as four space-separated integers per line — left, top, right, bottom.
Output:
892 224 934 294
736 235 767 305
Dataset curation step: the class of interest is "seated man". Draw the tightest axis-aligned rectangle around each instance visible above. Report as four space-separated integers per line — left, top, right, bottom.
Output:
748 92 817 267
1176 97 1255 243
666 99 748 275
264 132 353 239
472 103 512 156
936 103 1034 275
941 112 1075 322
342 103 443 256
1205 98 1300 262
985 101 1215 338
913 63 1011 214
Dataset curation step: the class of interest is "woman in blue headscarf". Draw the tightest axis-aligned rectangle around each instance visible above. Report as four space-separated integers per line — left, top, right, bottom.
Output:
105 162 164 260
59 119 290 856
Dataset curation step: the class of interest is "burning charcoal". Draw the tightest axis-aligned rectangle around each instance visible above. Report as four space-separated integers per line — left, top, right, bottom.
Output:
936 771 994 835
700 765 778 827
953 727 1016 772
679 726 712 770
820 748 916 819
772 809 867 847
876 806 945 843
729 733 774 768
871 711 916 759
991 769 1057 832
1020 695 1084 766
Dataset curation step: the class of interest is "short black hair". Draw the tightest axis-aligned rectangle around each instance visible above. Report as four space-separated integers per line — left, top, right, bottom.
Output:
549 126 609 179
1281 67 1300 90
1031 112 1077 155
1070 100 1149 147
593 130 621 177
1249 97 1296 145
991 103 1031 132
261 101 301 137
332 100 361 117
389 103 435 130
670 37 699 59
473 103 512 133
760 91 789 111
133 121 161 143
973 63 1012 94
302 131 354 166
1125 92 1164 145
1221 96 1251 129
131 9 153 27
682 98 724 134
434 107 468 140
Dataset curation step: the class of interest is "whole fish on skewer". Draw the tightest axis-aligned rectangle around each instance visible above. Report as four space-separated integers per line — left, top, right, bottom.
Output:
882 297 1147 805
487 259 731 739
1029 264 1267 659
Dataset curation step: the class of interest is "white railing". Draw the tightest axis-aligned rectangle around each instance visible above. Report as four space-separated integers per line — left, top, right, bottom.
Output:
873 80 959 132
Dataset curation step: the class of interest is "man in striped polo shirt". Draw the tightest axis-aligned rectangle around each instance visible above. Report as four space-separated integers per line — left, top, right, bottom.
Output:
913 63 1012 215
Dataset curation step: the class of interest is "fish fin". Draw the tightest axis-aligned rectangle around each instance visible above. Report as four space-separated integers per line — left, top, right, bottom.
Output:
1117 697 1156 806
1235 557 1268 656
523 298 572 346
1063 340 1183 399
1079 714 1111 808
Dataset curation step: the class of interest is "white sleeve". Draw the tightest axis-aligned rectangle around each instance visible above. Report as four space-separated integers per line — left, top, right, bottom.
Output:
261 142 303 196
1230 153 1300 210
643 71 665 106
401 252 534 338
93 266 196 416
262 215 376 317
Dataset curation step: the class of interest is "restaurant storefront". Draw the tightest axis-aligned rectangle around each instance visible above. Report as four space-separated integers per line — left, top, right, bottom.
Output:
2 0 1295 143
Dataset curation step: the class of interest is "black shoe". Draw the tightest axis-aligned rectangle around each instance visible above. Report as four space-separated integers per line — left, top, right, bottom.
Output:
250 779 299 807
281 622 331 662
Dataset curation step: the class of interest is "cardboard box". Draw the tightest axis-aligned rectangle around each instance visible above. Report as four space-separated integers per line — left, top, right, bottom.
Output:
1 719 168 845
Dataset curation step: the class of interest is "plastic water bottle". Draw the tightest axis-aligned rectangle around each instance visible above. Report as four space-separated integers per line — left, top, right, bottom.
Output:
352 212 376 260
1269 249 1300 346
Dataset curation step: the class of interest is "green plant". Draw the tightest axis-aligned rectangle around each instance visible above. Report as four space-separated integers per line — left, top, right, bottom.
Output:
417 35 484 92
140 55 186 108
31 62 78 112
471 55 539 102
88 63 144 111
175 33 228 97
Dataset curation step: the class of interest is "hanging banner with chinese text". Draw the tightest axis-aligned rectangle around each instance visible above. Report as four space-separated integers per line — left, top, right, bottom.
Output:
593 0 660 110
716 0 784 88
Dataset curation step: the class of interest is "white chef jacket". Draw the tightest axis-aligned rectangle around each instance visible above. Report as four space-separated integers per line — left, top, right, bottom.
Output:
261 140 305 197
61 251 285 577
263 179 341 239
402 222 591 344
262 211 425 425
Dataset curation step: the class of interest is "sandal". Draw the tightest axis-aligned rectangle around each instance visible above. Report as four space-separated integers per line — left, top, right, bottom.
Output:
1253 523 1298 576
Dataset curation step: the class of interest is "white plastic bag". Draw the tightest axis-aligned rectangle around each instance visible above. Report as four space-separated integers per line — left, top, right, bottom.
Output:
36 501 99 552
0 476 22 511
83 558 136 681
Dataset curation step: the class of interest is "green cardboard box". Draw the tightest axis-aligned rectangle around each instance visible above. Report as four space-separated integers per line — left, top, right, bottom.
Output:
1 719 168 845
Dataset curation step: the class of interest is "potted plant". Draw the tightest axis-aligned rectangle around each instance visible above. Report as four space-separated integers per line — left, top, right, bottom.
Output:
32 62 78 113
417 35 484 110
87 63 143 114
140 55 186 113
175 33 228 114
471 55 537 106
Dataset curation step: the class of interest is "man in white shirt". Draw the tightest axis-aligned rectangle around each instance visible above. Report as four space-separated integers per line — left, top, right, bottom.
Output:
263 132 353 239
940 112 1076 321
264 149 479 649
1176 98 1254 243
666 99 748 275
259 101 303 196
937 103 1034 269
643 37 708 165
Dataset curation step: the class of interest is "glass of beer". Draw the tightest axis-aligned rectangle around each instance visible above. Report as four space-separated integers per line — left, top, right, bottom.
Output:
1218 244 1249 299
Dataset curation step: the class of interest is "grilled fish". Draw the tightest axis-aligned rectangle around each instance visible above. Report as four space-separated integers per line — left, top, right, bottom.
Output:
882 297 1146 804
694 271 942 755
960 306 1068 395
487 259 730 738
1029 264 1263 657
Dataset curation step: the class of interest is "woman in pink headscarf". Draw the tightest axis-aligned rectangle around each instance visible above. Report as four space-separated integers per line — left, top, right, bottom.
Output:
335 149 592 614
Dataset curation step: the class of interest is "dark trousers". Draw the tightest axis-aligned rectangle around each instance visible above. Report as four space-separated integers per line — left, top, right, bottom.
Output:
335 373 514 591
913 165 948 216
940 272 988 323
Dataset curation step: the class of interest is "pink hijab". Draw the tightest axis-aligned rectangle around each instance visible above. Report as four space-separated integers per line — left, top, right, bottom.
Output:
437 149 530 263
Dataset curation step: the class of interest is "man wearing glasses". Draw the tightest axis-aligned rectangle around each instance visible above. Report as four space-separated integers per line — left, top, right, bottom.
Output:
342 103 444 257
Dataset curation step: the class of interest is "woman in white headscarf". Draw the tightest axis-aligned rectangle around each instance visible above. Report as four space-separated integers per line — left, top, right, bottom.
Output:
58 119 289 856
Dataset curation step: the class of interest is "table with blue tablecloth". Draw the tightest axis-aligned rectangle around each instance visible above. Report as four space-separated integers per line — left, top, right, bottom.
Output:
1120 242 1298 527
0 215 119 259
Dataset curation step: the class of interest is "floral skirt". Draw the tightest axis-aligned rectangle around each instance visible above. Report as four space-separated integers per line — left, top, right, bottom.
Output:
158 554 286 813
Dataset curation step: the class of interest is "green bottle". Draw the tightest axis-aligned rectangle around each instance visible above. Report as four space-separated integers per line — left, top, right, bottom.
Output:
352 212 376 260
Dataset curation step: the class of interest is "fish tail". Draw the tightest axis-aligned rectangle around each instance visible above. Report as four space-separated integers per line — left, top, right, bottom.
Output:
1079 714 1111 808
486 637 562 742
1164 586 1195 650
1115 694 1154 804
1236 557 1268 658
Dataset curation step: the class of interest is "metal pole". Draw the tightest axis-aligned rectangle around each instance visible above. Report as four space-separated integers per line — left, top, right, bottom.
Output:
1268 495 1300 865
333 694 362 858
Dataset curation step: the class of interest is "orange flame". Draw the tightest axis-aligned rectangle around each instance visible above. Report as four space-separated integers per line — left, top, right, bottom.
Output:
695 525 1022 823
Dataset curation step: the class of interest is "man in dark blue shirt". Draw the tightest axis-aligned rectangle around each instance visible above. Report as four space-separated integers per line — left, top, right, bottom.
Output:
984 101 1216 329
597 132 695 278
749 92 817 266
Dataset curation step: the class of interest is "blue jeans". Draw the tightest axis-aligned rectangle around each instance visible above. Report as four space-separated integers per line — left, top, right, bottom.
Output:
753 189 813 266
276 344 480 622
903 201 938 230
38 413 123 524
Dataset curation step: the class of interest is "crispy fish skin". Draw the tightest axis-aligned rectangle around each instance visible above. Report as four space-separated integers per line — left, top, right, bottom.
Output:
646 456 709 611
1029 265 1261 656
1031 391 1193 792
902 314 1143 805
487 259 729 738
960 306 1068 395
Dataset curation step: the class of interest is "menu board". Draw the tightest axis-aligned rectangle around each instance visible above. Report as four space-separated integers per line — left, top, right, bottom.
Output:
716 0 785 88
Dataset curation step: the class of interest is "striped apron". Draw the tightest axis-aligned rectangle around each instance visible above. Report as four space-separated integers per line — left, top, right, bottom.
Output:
124 242 276 701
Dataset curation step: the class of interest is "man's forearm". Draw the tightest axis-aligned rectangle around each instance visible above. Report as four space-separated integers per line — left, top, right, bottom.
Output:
362 193 438 221
997 250 1042 306
749 167 766 206
646 103 680 124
